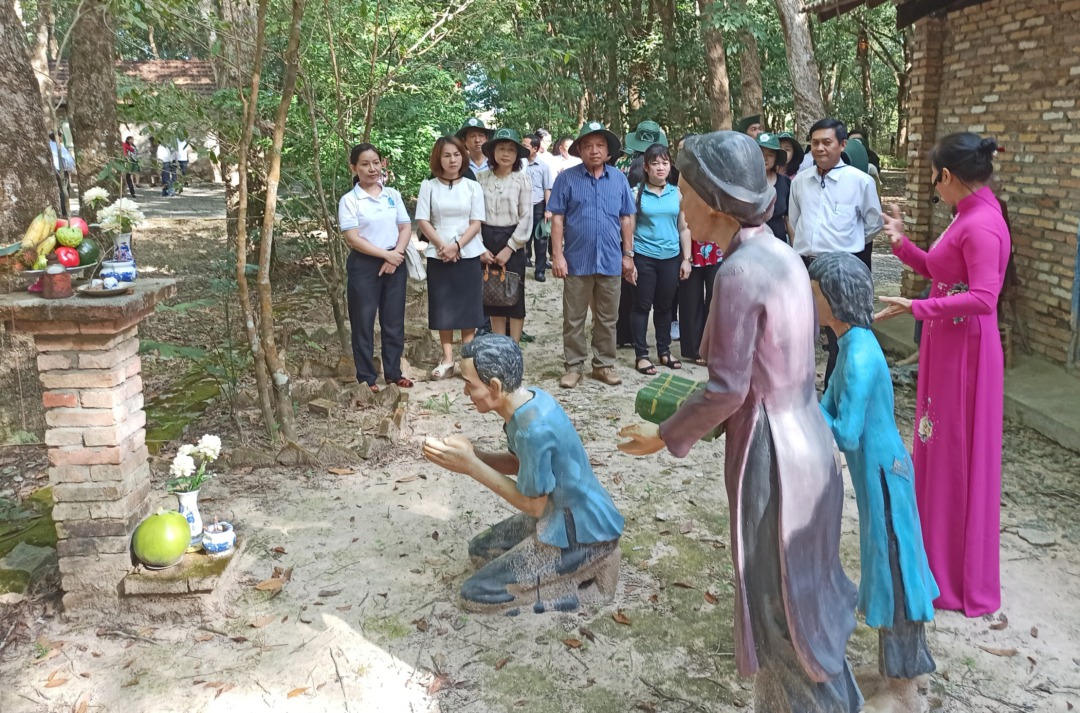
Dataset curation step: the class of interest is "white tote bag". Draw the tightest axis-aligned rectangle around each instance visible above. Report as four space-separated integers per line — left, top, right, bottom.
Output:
404 237 426 281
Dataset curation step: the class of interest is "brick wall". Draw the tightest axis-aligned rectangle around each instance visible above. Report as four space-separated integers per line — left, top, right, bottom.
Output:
904 0 1080 366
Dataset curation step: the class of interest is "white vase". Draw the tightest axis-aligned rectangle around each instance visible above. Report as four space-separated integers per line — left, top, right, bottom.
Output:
176 490 203 546
113 233 134 263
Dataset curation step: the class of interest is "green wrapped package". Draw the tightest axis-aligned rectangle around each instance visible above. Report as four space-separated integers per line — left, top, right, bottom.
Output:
634 374 723 441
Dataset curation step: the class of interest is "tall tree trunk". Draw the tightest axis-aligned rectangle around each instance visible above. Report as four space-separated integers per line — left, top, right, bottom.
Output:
698 0 732 130
0 0 58 242
360 0 382 141
217 0 258 246
773 0 825 137
738 27 763 122
657 0 681 131
29 0 53 121
856 24 872 132
255 0 306 441
234 0 277 440
147 24 159 59
605 0 621 130
68 0 120 220
895 27 913 154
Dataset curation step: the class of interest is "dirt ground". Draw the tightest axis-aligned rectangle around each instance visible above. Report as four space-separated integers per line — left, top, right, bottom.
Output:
1 184 1080 713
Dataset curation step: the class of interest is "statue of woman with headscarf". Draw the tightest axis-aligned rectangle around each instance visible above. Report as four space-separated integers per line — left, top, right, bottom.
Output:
620 131 863 712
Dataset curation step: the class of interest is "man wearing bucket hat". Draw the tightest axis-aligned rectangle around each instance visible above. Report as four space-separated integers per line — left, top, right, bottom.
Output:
618 130 863 713
736 114 764 139
618 120 668 176
548 121 637 388
455 117 496 177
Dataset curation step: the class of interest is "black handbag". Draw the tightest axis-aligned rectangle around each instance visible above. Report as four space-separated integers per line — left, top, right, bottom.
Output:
482 265 521 307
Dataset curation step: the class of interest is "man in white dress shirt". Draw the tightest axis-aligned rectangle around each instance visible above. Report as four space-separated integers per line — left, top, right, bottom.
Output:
789 117 882 389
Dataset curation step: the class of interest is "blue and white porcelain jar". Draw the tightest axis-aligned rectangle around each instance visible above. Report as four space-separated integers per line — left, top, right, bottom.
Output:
201 521 236 556
100 259 137 282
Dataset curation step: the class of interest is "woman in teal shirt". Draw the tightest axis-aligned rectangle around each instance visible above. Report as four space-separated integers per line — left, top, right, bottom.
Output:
629 144 691 374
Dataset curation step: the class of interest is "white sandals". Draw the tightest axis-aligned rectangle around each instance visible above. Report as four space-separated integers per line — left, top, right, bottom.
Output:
431 362 456 380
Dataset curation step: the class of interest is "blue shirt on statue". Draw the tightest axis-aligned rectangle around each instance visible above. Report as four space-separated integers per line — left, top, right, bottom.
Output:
820 326 939 627
505 389 624 548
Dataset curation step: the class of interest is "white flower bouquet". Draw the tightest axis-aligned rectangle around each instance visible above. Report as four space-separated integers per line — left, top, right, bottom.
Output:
82 186 110 208
97 197 146 235
166 434 223 493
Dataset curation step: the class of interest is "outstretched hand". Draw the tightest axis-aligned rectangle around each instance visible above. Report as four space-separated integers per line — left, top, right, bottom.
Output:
874 295 913 323
617 423 665 456
422 435 477 475
882 204 906 248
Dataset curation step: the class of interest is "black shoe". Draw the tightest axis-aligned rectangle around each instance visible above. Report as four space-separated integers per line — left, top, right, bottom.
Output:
535 273 546 282
525 258 534 267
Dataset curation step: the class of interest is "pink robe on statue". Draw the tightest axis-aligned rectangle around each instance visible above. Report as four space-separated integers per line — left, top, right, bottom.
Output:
892 186 1010 617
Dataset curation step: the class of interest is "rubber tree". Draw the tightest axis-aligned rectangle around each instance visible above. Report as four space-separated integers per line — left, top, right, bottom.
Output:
773 0 826 138
0 0 58 242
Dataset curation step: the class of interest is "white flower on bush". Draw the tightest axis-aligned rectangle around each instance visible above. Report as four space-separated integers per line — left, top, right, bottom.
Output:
170 453 196 479
82 186 109 207
196 434 222 461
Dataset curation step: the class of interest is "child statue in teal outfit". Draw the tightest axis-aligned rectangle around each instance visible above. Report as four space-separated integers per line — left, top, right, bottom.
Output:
809 252 938 713
423 334 624 615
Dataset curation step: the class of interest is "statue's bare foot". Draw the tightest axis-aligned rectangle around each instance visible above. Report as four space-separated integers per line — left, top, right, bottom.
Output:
862 677 928 713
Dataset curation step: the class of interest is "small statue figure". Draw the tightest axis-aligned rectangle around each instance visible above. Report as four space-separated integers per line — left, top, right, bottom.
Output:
619 131 863 711
809 252 937 713
423 334 624 615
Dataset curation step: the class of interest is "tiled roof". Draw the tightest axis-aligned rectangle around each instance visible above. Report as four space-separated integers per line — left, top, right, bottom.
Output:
48 59 218 101
805 0 992 27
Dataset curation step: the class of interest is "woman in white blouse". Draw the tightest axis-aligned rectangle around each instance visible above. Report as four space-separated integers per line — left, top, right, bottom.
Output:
415 136 486 380
476 129 532 342
337 143 413 392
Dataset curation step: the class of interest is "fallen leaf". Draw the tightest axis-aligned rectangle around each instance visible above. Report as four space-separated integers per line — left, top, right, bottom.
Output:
318 589 342 598
79 672 90 678
1027 655 1037 673
432 530 440 542
427 673 451 695
205 681 227 689
327 468 354 475
91 651 102 658
194 633 214 642
704 591 719 605
230 636 249 643
583 677 596 689
989 614 1009 631
336 604 353 612
272 546 287 554
255 578 285 592
1030 626 1039 638
613 610 632 625
351 537 359 543
563 638 583 649
495 657 510 670
658 530 671 536
613 473 623 484
377 592 388 598
579 626 596 643
287 687 309 698
281 615 289 623
216 683 236 698
636 702 658 713
679 521 693 534
44 676 68 688
977 645 1018 657
74 693 90 713
413 618 430 632
396 475 418 483
250 615 276 628
193 679 206 685
648 594 659 604
671 582 695 589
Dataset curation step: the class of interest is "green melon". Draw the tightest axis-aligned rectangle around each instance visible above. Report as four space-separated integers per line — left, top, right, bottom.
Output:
132 510 191 568
75 238 101 266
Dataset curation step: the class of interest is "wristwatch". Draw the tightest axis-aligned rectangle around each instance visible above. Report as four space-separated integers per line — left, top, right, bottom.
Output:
622 250 635 258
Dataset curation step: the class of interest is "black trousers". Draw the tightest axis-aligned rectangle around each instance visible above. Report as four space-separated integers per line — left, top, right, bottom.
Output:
530 201 547 275
678 263 720 360
616 278 634 346
631 254 681 361
804 247 872 390
346 251 407 386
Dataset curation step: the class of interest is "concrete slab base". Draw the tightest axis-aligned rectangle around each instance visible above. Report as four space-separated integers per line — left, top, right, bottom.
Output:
872 314 1080 453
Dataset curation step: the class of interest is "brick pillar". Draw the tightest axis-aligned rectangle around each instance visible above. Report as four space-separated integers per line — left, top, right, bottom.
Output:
902 16 948 298
37 325 149 611
0 279 176 614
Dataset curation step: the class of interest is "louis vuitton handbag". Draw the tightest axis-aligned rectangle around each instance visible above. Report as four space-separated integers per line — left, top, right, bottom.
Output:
482 265 522 308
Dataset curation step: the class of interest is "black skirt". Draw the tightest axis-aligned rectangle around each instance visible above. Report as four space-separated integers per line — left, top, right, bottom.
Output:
427 256 484 331
481 224 526 319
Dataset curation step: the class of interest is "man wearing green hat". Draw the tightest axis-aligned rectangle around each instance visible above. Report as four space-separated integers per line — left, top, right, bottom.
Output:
548 121 637 388
617 120 668 175
736 115 764 139
455 117 496 176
